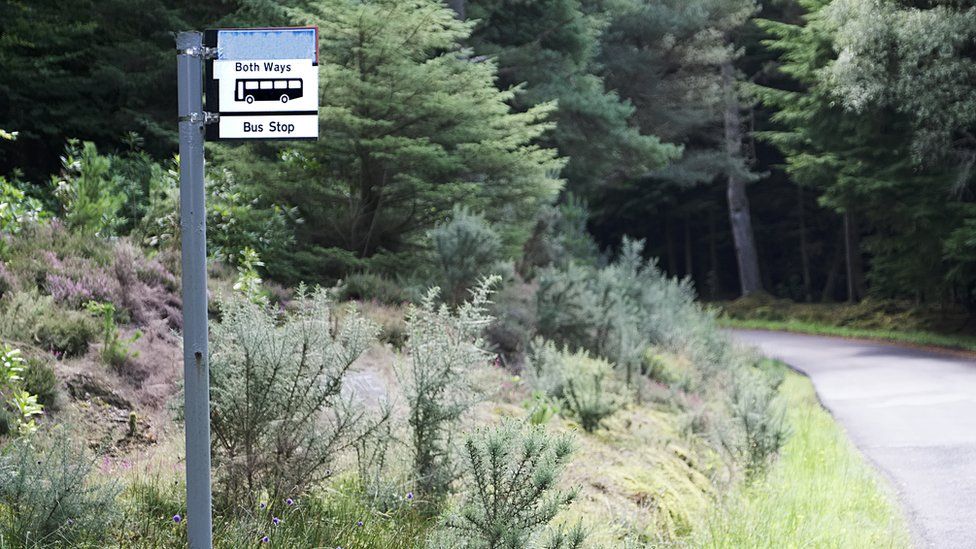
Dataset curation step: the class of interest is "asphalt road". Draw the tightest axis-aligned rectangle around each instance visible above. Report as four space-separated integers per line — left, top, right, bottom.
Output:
730 329 976 549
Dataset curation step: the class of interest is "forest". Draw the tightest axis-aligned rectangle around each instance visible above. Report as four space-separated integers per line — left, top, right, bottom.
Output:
0 0 970 547
4 0 974 307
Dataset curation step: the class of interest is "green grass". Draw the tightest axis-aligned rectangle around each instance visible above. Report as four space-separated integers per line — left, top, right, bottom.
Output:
722 317 976 353
116 476 432 548
693 371 910 548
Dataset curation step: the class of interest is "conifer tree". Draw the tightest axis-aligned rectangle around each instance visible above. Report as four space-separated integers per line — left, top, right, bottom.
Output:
230 0 565 283
754 0 961 302
466 0 678 198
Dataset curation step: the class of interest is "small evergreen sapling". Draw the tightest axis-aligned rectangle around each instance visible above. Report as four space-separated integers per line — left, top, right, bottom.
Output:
431 420 583 549
85 301 141 369
728 364 790 479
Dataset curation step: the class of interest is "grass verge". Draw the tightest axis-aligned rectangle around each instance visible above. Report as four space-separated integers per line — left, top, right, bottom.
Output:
693 370 910 548
721 317 976 353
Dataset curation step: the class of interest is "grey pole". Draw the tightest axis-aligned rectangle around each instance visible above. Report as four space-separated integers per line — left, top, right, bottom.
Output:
176 31 213 549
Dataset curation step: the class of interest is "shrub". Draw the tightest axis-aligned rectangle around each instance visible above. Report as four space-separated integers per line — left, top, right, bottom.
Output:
0 344 42 435
209 287 381 507
519 194 600 277
485 280 536 370
109 240 182 331
86 301 142 369
0 262 15 298
34 308 98 358
338 272 409 306
428 207 504 305
362 301 408 349
0 176 46 239
535 262 648 384
536 238 730 384
398 277 498 503
0 430 119 545
232 247 269 305
728 364 790 478
527 341 628 432
430 420 582 549
51 140 125 236
23 357 58 408
0 290 56 345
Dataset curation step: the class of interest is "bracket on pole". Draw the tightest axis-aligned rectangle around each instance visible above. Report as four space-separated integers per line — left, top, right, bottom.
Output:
179 112 220 125
178 45 218 59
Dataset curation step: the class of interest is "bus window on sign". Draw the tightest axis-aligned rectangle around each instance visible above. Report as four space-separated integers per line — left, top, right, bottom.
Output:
235 78 304 104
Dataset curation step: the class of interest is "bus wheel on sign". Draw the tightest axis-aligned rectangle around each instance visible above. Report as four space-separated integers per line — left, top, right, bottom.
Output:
280 95 289 104
246 95 254 104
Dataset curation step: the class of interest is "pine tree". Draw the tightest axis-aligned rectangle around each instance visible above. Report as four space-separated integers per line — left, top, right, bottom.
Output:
230 0 565 283
466 0 678 198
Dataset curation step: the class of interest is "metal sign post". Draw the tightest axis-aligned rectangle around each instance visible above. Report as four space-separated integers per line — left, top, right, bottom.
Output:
176 31 214 549
175 27 318 549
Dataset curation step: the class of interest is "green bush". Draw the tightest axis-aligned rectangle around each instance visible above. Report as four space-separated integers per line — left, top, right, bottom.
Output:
728 364 790 478
23 357 58 408
35 309 97 358
428 207 504 305
0 430 120 546
430 420 583 549
519 195 600 277
209 287 380 507
536 238 733 385
398 277 498 503
0 290 55 345
527 341 628 433
485 280 537 370
0 176 46 243
338 272 409 305
51 140 125 237
86 301 141 369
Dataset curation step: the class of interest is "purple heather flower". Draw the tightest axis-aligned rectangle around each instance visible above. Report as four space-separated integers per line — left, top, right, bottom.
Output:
285 498 294 506
357 520 364 527
272 517 281 525
260 502 267 509
261 536 270 543
173 514 182 523
406 492 414 501
66 519 74 526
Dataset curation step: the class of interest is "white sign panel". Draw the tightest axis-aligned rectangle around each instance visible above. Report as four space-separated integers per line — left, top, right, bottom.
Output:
205 28 319 140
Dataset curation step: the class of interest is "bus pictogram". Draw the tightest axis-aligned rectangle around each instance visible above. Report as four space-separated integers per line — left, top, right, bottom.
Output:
235 78 303 104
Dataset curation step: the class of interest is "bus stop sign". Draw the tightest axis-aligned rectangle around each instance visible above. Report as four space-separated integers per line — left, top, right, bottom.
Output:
205 27 319 140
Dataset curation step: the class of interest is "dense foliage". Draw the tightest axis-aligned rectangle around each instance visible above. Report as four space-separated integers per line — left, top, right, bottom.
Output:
3 0 974 308
0 0 963 543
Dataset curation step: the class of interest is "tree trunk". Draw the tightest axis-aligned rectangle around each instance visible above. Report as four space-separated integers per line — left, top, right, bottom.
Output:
797 184 812 302
447 0 465 19
821 227 844 302
721 61 763 296
843 209 866 302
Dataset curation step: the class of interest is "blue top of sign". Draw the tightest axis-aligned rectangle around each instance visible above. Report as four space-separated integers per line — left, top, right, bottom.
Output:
217 27 318 63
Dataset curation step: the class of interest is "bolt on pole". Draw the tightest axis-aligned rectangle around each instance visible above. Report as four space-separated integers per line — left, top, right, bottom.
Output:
176 30 213 549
